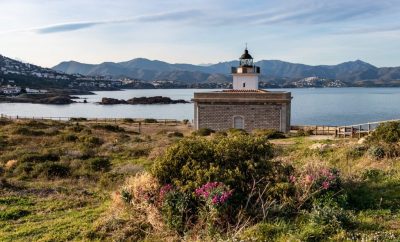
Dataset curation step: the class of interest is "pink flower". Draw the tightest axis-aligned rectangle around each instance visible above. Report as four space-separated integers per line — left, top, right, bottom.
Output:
322 181 330 190
212 196 219 204
289 175 296 183
305 175 314 185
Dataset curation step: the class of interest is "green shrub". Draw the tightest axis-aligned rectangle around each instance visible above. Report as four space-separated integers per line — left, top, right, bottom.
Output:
35 162 71 179
81 136 103 146
13 127 45 136
367 145 385 160
253 129 286 139
182 119 189 125
20 152 60 163
92 124 125 132
346 145 367 159
167 131 184 138
0 134 7 149
226 128 248 136
192 128 214 136
144 118 157 123
368 121 400 144
160 186 189 234
68 124 84 132
296 129 313 136
0 208 30 221
89 157 111 172
152 134 289 218
123 118 134 123
62 133 78 142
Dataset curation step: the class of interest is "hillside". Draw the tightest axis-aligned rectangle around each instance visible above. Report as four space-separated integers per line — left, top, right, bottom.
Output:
53 58 400 86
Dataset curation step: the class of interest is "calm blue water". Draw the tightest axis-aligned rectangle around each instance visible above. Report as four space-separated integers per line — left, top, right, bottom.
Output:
1 88 400 126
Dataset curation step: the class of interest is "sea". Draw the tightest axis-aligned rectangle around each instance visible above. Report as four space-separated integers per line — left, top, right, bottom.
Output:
1 88 400 126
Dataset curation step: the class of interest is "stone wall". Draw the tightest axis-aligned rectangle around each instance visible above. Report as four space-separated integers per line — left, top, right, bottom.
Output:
195 102 291 132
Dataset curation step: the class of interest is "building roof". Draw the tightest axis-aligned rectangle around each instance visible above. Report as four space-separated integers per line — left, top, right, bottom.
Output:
222 89 267 93
239 49 253 60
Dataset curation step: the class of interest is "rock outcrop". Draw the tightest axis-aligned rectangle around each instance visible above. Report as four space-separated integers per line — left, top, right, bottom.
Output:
100 96 189 105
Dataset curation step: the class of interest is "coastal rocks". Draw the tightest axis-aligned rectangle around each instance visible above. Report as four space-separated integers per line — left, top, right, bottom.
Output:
100 96 189 105
0 94 75 105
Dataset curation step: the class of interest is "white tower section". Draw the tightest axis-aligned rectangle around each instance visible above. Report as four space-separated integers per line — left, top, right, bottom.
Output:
231 48 260 90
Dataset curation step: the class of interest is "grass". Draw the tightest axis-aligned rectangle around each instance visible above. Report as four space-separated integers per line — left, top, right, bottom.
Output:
1 119 399 241
0 118 190 241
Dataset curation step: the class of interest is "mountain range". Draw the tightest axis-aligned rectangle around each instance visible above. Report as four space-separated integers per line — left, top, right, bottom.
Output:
53 58 400 85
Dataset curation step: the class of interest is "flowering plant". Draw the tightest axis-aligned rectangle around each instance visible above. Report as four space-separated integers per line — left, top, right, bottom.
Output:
290 163 342 209
195 182 233 207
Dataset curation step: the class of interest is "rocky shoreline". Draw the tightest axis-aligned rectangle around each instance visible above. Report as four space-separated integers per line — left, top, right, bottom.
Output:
99 96 190 105
0 94 76 105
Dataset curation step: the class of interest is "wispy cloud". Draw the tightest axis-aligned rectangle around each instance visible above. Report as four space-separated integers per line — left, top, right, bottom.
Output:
36 22 104 34
4 9 203 34
336 25 400 35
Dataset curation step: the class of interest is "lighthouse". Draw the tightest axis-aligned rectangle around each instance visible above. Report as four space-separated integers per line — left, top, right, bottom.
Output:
192 47 292 133
232 48 260 90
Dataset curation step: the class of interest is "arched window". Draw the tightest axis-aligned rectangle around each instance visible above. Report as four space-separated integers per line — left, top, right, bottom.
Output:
233 116 244 129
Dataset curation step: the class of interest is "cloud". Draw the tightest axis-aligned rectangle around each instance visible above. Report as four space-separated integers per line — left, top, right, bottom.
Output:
36 22 104 34
25 9 203 34
336 25 400 35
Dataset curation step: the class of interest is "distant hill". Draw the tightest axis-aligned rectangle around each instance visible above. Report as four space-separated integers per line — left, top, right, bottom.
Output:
53 58 400 85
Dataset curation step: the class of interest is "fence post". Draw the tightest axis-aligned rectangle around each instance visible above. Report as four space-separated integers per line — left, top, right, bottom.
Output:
359 125 361 139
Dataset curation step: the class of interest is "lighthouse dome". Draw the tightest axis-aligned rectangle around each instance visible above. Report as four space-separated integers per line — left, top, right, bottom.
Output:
240 49 253 60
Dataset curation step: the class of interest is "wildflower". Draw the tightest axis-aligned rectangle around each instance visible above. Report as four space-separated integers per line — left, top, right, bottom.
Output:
305 174 314 185
322 181 330 190
289 175 296 183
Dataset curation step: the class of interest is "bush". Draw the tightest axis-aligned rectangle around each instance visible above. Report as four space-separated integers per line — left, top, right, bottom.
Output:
62 133 78 142
167 131 184 138
35 162 71 179
296 129 313 136
346 145 367 159
89 157 111 172
123 118 134 123
81 136 103 146
0 208 30 221
20 152 60 163
0 134 7 149
367 145 385 160
92 124 125 132
159 185 189 234
12 127 45 136
182 119 189 125
144 118 158 123
253 129 286 139
192 128 214 136
68 124 84 132
226 128 248 136
151 134 291 220
368 121 400 144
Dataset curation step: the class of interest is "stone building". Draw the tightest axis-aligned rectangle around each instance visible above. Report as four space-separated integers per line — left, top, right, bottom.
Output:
193 48 292 133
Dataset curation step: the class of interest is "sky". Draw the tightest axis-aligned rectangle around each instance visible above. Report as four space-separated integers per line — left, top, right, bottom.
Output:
1 0 400 68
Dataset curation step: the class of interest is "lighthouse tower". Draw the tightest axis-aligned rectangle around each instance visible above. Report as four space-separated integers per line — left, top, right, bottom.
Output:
192 47 292 133
231 48 260 90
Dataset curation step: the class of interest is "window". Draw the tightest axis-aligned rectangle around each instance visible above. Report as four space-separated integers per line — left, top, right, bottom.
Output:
243 82 246 88
233 116 244 129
